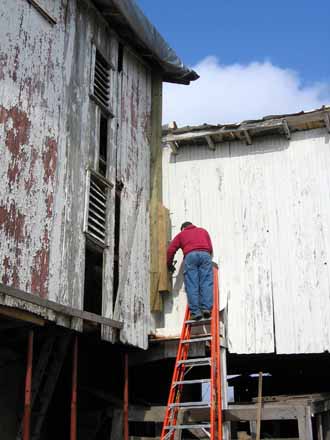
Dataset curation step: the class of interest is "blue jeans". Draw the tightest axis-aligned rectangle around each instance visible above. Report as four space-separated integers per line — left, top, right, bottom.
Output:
183 251 213 316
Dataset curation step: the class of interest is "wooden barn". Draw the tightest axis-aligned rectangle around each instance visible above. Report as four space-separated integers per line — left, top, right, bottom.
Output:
154 107 330 439
0 0 197 438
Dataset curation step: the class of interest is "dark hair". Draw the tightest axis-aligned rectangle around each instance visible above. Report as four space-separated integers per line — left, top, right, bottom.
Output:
181 221 193 231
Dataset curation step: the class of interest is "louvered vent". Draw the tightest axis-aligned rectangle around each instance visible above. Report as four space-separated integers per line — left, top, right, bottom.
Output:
94 50 110 109
84 170 112 246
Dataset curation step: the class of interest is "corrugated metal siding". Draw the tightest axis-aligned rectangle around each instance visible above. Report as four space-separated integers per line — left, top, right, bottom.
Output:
114 49 152 349
157 128 330 354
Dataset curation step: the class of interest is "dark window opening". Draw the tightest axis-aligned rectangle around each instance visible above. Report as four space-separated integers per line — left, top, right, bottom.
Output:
99 114 108 176
84 242 103 315
113 181 124 310
118 43 124 73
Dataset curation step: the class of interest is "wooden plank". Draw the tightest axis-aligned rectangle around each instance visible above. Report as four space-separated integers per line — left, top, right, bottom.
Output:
149 74 163 312
322 411 330 440
27 0 57 24
282 119 291 140
317 414 324 440
188 405 300 422
256 372 263 440
158 204 171 293
221 346 230 440
168 141 178 154
297 407 313 440
128 404 302 423
238 432 252 440
324 112 330 133
205 135 216 150
163 110 329 144
128 405 165 422
111 409 123 439
255 393 330 404
244 130 252 145
0 283 123 329
163 122 284 143
0 305 45 326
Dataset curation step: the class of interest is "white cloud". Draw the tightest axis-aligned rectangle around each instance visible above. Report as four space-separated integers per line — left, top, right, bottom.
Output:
163 56 330 126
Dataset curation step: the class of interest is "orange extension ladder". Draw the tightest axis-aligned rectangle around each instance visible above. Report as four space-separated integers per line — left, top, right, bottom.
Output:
161 264 222 440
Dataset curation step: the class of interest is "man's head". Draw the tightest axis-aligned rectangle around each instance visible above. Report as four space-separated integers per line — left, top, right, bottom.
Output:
181 221 193 231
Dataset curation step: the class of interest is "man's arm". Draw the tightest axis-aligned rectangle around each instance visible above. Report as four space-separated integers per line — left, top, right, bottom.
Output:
167 234 181 267
206 231 213 255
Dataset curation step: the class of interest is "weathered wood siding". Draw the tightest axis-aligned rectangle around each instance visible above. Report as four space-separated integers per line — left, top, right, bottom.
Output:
0 0 71 324
113 49 152 348
0 0 153 347
157 128 330 354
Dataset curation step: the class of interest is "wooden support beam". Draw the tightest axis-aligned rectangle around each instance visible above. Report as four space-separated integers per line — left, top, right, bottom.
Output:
163 121 284 143
205 135 216 150
27 0 57 24
124 353 129 440
23 330 34 440
70 336 78 440
256 372 263 440
0 283 123 329
0 305 45 326
187 405 301 422
324 112 330 133
128 404 304 423
168 141 179 155
158 204 171 293
129 405 166 422
283 119 291 140
243 130 252 145
297 406 313 440
163 121 177 131
149 74 163 312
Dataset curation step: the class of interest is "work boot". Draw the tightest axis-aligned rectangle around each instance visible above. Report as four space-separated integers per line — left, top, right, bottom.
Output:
202 309 211 319
190 313 202 321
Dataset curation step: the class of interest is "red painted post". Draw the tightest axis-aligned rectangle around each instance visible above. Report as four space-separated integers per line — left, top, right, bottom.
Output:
124 352 129 440
70 335 78 440
23 330 34 440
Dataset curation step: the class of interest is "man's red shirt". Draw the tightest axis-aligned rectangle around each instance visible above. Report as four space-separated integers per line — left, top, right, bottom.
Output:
167 224 213 266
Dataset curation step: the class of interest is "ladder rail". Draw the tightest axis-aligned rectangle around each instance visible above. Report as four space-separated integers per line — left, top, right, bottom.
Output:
161 265 223 440
214 266 223 438
160 306 191 439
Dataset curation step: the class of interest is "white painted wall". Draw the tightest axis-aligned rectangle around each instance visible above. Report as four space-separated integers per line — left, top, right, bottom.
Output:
154 128 330 355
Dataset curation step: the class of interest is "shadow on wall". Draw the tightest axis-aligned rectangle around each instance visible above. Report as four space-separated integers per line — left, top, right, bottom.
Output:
162 262 184 317
168 129 329 164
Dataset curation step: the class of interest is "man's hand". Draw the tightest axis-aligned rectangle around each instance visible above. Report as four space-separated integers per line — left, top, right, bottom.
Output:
168 263 176 274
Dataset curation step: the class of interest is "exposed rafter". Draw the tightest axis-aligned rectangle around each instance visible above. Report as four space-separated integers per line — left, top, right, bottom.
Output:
205 135 215 150
282 119 291 140
243 130 252 145
324 112 330 133
168 141 179 155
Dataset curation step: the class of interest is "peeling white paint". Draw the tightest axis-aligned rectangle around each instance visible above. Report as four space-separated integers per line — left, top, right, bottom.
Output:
157 128 330 355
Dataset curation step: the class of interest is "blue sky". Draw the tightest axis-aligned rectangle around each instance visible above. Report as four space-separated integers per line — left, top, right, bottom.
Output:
136 0 330 125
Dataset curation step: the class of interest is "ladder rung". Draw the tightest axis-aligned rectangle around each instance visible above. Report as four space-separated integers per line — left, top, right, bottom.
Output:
185 318 211 325
177 357 211 366
165 423 211 430
169 401 210 409
182 336 212 344
173 378 210 386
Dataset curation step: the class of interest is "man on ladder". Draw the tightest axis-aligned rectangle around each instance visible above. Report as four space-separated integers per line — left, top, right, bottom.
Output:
163 222 222 440
167 222 214 320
